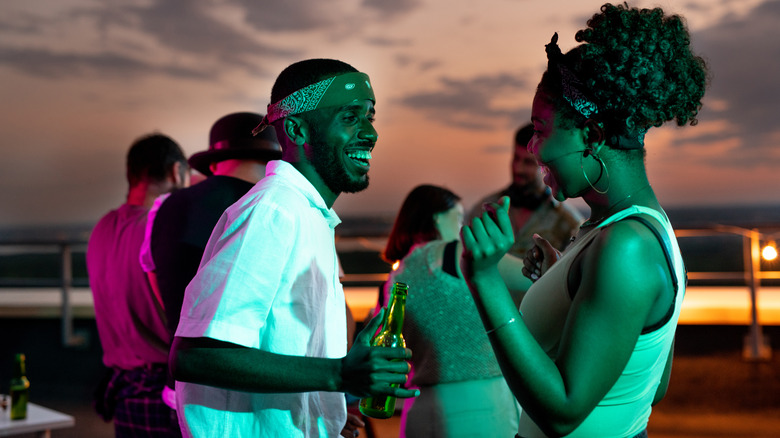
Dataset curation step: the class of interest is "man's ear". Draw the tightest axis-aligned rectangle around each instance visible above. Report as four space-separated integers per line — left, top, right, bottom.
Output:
170 161 186 187
284 116 310 147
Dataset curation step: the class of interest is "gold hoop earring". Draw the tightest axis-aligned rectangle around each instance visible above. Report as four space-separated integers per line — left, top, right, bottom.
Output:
581 151 609 194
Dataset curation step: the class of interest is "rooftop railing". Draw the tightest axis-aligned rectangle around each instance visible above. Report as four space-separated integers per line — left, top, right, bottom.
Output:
1 225 778 360
0 237 88 347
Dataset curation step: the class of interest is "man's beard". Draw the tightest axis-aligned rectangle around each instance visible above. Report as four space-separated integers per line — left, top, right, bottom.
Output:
310 136 370 195
504 181 549 209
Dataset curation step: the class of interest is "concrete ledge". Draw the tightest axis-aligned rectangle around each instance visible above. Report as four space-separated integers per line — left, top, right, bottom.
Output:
678 286 780 325
0 288 95 318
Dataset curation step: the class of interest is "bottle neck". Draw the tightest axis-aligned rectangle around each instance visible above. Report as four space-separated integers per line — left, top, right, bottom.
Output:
384 289 407 334
13 354 26 379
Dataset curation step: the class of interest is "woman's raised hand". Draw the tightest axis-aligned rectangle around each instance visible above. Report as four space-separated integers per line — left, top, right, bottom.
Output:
461 196 515 275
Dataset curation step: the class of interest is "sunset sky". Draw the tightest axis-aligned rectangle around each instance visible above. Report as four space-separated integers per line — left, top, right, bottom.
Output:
1 0 778 228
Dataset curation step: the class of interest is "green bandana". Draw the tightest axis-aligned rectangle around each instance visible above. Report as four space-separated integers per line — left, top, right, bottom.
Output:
253 72 375 135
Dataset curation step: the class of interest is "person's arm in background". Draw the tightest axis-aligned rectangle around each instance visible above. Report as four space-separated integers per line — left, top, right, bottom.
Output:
140 193 170 312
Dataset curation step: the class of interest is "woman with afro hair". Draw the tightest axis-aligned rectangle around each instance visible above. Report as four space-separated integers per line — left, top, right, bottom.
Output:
461 3 708 437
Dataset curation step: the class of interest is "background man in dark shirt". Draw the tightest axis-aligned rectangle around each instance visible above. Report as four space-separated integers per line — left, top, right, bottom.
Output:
149 112 281 340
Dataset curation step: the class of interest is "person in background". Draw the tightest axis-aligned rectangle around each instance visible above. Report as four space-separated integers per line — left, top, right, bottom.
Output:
461 3 708 437
169 58 418 438
142 112 282 410
381 184 529 438
469 124 582 257
87 133 189 437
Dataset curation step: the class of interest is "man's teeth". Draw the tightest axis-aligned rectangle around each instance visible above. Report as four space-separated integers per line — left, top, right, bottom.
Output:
346 150 372 161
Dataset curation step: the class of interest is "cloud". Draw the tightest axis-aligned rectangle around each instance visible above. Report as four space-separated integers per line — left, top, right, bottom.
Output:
0 0 426 82
238 1 338 32
393 54 441 71
0 1 295 80
677 0 780 165
0 9 46 35
89 1 293 73
239 0 420 35
398 72 530 130
130 1 289 59
238 0 425 50
364 36 413 47
418 60 442 72
0 46 210 80
362 0 422 20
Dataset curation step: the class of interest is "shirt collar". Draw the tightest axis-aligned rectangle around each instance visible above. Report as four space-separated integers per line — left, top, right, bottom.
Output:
266 160 342 229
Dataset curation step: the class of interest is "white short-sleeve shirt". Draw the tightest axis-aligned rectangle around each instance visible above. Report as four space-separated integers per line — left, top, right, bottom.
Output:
175 160 347 438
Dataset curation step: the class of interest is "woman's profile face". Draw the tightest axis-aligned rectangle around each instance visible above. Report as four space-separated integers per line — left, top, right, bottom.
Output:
529 90 587 201
433 202 464 242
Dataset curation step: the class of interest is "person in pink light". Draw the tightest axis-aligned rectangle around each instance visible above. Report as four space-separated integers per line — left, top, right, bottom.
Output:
462 3 708 437
87 133 190 437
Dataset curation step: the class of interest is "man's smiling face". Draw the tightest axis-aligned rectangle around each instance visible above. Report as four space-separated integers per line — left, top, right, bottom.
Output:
308 99 377 195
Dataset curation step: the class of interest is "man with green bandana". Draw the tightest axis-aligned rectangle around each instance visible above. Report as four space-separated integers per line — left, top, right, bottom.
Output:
170 59 418 438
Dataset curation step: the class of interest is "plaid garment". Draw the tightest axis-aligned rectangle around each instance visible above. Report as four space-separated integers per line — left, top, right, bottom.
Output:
95 364 181 438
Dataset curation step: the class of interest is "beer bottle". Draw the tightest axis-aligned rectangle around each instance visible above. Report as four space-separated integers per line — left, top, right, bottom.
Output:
10 353 30 420
359 282 409 419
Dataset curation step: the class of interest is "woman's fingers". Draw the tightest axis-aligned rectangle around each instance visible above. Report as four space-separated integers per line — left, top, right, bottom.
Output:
523 243 543 281
462 198 514 271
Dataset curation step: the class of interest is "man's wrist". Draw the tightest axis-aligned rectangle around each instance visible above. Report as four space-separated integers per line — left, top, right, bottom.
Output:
330 356 345 393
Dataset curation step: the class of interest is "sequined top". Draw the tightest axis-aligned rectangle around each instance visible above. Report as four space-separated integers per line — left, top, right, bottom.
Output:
385 240 503 387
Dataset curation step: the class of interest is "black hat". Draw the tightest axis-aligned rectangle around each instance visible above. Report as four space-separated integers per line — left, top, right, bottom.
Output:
188 112 282 176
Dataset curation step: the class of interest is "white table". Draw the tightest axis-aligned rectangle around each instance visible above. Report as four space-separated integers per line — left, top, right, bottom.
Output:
0 398 74 438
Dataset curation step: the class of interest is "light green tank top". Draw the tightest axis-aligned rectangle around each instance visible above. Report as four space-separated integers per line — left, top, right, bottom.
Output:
518 205 686 438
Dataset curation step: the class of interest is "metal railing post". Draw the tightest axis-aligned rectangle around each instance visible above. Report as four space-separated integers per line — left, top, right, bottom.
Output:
743 229 771 360
60 243 84 347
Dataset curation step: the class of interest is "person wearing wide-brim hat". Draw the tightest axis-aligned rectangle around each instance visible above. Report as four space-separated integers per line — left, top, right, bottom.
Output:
189 112 282 177
144 112 282 412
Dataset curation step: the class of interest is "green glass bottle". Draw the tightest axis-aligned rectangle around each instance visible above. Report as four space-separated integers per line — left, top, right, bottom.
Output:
10 353 30 420
359 282 409 419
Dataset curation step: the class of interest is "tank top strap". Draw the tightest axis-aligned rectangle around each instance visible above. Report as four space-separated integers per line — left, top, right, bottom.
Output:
597 205 669 229
597 205 687 333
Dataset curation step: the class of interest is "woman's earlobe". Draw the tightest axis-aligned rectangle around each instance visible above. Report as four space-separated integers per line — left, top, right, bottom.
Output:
584 119 605 146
